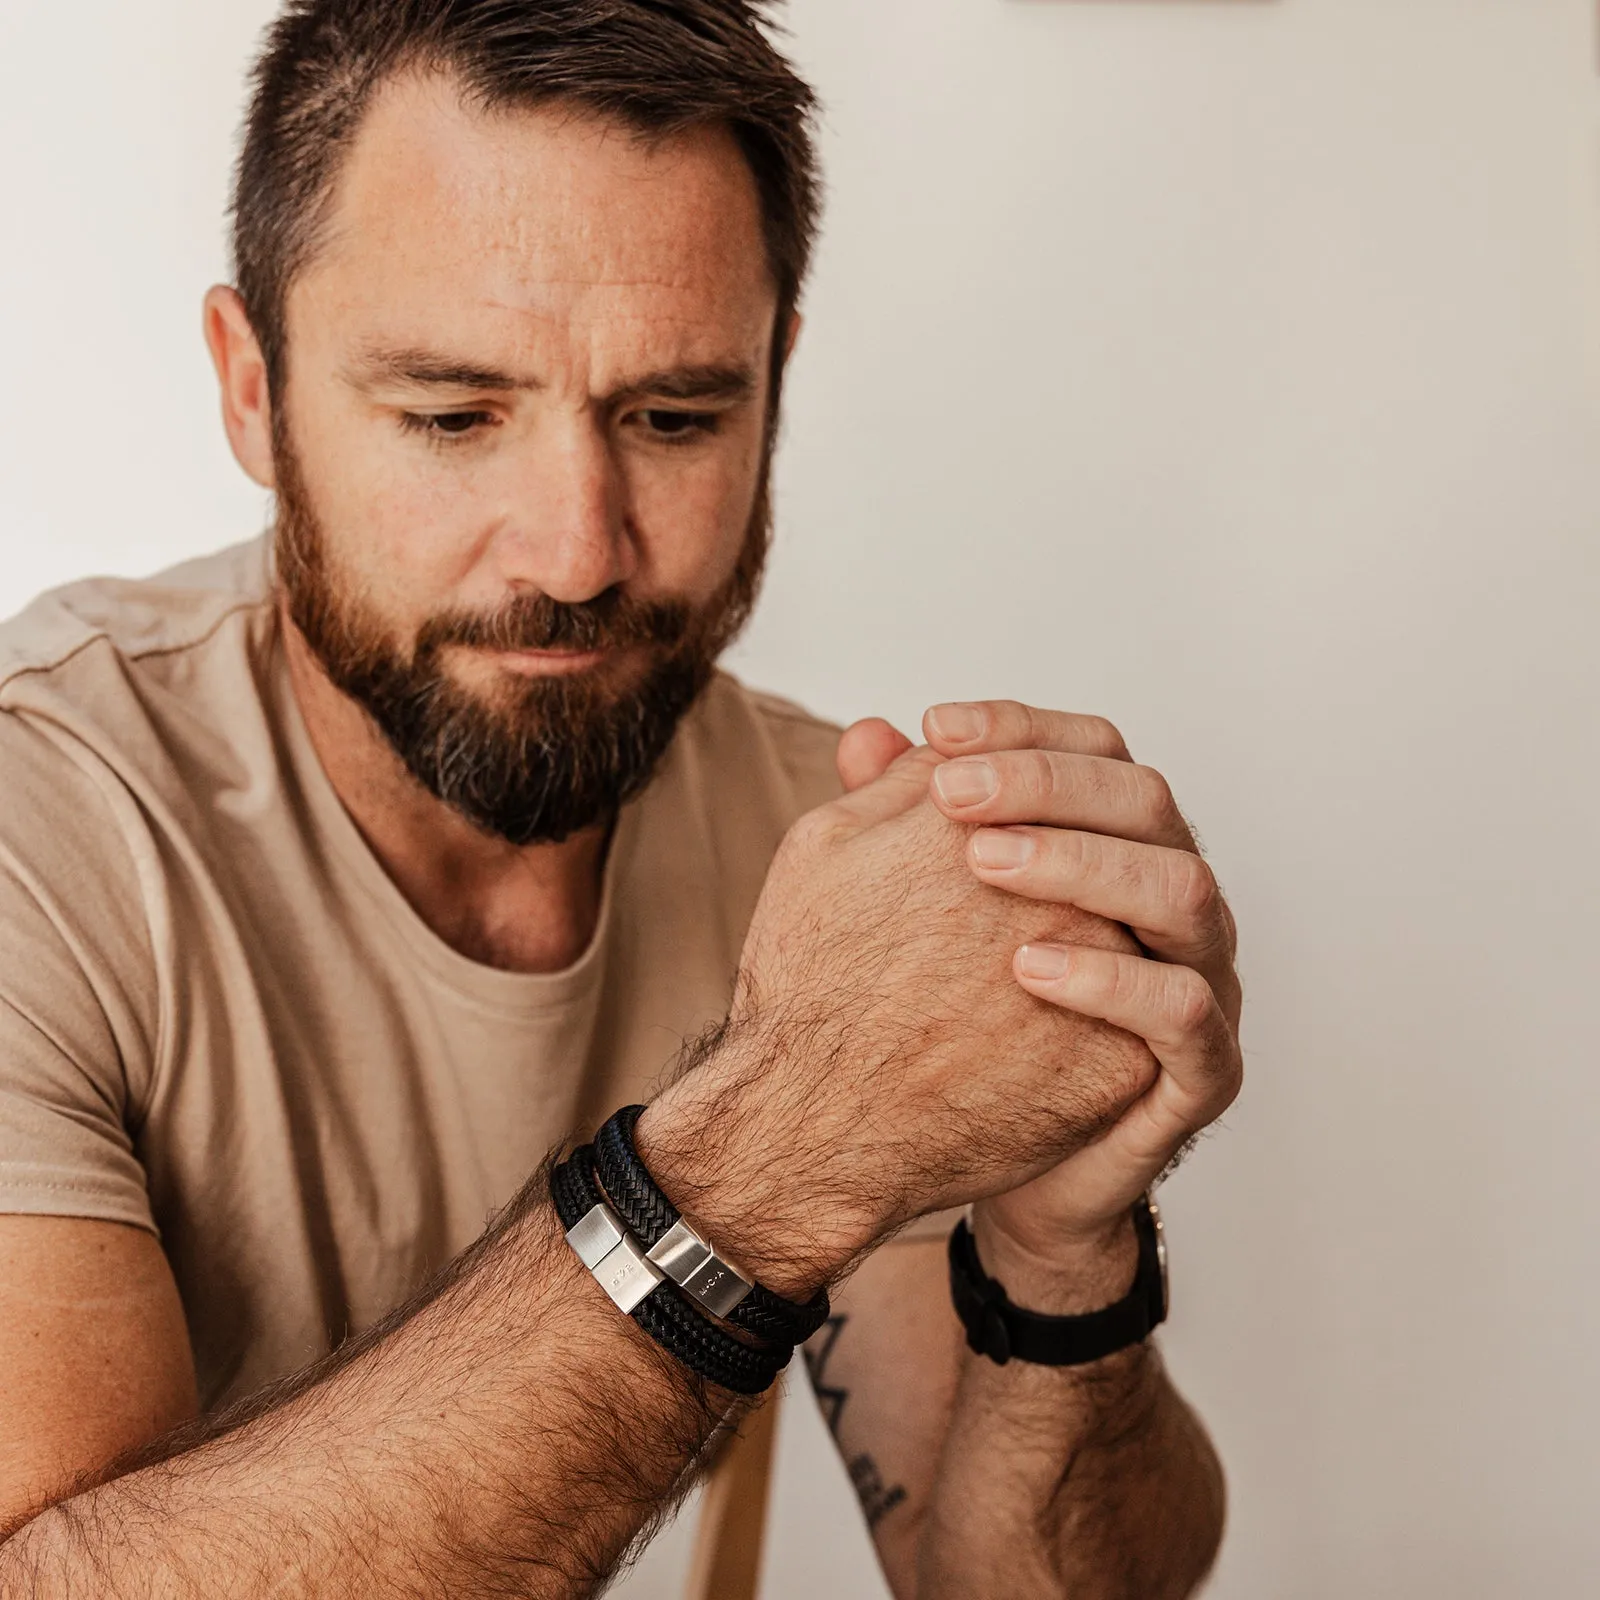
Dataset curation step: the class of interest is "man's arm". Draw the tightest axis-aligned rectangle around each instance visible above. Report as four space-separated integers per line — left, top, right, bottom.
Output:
0 1217 198 1525
803 700 1242 1597
0 1165 741 1596
918 1224 1224 1600
2 724 1205 1596
809 1235 1223 1600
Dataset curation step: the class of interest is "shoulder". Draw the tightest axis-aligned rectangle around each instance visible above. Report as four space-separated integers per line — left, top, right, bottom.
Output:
0 539 280 1188
0 537 272 698
0 700 162 1202
693 673 845 819
0 537 281 1013
742 684 847 812
0 537 278 807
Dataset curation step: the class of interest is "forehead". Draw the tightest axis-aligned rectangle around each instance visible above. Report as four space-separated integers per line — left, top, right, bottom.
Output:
293 70 776 366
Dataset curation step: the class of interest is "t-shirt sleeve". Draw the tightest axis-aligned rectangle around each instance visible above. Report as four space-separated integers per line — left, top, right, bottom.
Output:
745 689 847 816
0 710 158 1233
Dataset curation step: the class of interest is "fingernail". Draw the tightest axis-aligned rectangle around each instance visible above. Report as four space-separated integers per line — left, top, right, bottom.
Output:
933 758 998 807
928 703 986 744
971 829 1034 871
1018 944 1072 981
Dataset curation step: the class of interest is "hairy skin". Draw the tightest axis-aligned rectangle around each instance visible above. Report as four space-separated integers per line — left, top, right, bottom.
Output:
629 744 1225 1600
925 1344 1222 1598
636 753 1155 1301
0 1162 743 1596
812 1237 1224 1600
0 737 1226 1598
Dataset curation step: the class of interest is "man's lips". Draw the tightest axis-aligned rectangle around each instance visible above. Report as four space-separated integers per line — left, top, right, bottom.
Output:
488 645 609 676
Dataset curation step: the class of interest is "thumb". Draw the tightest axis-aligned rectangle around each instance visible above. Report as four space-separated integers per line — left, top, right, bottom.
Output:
829 741 944 828
836 717 915 793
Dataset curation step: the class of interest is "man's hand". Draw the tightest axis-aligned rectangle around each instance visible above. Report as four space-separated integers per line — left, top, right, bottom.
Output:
920 699 1242 1265
639 732 1157 1297
808 701 1235 1600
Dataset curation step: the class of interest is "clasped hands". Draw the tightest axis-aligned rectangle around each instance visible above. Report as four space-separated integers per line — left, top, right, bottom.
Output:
642 700 1243 1304
855 701 1243 1302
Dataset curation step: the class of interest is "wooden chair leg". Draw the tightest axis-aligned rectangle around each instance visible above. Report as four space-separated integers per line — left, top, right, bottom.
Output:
684 1389 781 1600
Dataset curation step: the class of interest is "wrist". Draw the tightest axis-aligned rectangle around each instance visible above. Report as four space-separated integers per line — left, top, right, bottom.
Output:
633 1029 877 1301
970 1205 1140 1318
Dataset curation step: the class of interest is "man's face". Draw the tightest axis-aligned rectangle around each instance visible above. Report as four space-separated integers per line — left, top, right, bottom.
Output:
270 73 782 843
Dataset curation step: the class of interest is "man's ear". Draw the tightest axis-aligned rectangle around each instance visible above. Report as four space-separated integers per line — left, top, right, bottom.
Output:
783 310 803 364
203 285 276 489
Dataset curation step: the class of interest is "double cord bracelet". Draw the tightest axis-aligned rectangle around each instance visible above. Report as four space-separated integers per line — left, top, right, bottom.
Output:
555 1106 831 1391
593 1106 831 1346
551 1145 787 1394
561 1107 1170 1386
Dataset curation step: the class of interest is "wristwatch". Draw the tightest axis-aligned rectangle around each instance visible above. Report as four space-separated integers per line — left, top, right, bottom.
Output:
948 1195 1168 1367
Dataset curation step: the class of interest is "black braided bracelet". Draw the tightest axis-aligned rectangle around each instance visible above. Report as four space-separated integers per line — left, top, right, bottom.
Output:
593 1105 832 1345
551 1146 790 1395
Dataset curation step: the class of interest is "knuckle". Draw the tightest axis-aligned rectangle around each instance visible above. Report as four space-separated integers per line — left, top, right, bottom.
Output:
1008 747 1057 804
987 699 1030 740
1130 764 1178 828
1201 1047 1245 1118
1108 954 1147 1012
785 806 837 856
1168 967 1215 1034
1055 828 1095 876
1083 715 1129 759
1169 853 1220 922
1104 837 1146 896
895 744 944 777
1221 1054 1245 1106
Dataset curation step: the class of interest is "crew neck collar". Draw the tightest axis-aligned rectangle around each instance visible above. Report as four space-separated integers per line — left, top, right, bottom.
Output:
269 626 641 1018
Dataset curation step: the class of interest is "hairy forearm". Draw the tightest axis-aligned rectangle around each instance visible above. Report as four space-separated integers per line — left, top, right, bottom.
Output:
0 1168 739 1597
917 1225 1224 1600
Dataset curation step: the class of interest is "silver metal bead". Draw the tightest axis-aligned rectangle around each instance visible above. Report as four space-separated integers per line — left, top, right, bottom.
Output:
566 1202 665 1314
567 1202 625 1270
648 1218 753 1318
647 1218 713 1281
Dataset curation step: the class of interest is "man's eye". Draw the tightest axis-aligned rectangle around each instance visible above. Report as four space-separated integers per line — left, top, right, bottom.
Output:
401 411 495 439
639 409 717 440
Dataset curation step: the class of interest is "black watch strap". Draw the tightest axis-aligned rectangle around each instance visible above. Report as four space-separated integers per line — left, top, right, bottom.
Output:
947 1197 1168 1367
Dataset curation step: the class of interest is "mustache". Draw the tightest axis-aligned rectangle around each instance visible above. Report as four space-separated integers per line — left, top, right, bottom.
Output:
415 588 693 657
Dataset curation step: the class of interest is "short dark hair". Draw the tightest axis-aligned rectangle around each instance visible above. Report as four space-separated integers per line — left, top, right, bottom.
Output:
233 0 821 394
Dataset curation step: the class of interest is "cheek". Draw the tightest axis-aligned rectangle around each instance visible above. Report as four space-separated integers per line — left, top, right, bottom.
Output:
287 394 489 610
624 424 766 600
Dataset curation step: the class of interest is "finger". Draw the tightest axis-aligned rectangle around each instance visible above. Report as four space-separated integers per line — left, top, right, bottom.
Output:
930 748 1197 852
827 742 944 829
1015 944 1243 1153
924 701 1132 762
968 827 1235 976
836 718 915 794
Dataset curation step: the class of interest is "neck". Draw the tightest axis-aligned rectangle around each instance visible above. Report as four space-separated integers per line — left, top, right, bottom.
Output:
282 607 609 975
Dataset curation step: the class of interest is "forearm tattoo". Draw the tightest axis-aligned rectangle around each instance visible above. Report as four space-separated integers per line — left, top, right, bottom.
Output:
803 1315 908 1530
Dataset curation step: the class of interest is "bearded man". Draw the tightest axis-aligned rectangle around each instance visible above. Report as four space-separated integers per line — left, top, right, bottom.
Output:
0 4 1243 1596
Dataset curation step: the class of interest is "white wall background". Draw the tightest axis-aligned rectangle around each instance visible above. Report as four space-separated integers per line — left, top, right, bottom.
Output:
3 1 1599 1596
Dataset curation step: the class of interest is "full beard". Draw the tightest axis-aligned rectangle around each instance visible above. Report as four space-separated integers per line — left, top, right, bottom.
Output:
273 426 771 848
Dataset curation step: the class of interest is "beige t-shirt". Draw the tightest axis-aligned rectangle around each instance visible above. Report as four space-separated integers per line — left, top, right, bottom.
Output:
0 537 843 1411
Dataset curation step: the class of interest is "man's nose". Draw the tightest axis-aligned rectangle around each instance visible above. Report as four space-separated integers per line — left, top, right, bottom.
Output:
492 416 636 603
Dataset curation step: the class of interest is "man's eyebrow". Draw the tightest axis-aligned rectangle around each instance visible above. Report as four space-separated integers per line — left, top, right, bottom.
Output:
609 365 757 405
346 347 531 392
345 349 758 404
